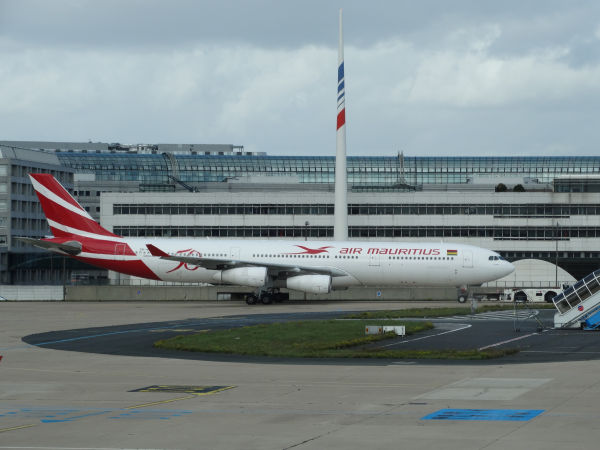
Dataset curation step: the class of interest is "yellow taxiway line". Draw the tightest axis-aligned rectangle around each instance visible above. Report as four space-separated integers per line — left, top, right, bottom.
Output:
0 423 36 433
126 395 198 410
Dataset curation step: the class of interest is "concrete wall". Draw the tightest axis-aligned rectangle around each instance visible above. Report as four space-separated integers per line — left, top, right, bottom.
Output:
64 285 457 302
0 285 64 301
289 287 455 301
0 284 513 302
65 285 233 301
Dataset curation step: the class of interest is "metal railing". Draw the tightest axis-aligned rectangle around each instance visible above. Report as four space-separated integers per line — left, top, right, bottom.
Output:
78 279 213 287
553 270 600 314
482 280 572 289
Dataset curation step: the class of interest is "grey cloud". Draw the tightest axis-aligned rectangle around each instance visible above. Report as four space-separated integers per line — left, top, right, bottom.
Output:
1 0 600 157
2 0 597 51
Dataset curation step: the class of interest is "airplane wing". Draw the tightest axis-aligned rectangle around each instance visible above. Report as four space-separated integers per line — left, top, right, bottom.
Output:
16 237 82 255
146 244 348 277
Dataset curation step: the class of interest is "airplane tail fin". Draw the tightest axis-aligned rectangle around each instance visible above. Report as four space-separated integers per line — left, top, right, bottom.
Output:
29 173 119 239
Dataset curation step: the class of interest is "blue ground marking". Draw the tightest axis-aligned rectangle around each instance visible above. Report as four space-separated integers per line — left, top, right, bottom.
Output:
41 410 111 423
422 409 544 421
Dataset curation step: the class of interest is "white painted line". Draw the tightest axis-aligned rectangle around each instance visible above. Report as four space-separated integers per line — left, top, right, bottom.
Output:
0 447 171 450
30 176 93 220
47 219 122 242
522 350 600 354
478 332 539 351
379 323 472 348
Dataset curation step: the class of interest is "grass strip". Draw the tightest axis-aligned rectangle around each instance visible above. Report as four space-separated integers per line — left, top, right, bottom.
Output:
344 304 554 320
154 319 516 360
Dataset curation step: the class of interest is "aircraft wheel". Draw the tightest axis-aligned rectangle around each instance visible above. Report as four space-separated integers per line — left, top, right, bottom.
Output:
513 291 528 303
457 296 467 303
245 294 258 305
261 294 273 305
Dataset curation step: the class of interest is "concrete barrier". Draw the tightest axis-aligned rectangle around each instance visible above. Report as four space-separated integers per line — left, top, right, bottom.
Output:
289 287 456 302
0 286 64 301
64 285 456 302
65 285 245 301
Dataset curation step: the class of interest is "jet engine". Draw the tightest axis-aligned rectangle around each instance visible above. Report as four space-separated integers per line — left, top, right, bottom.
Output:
215 267 267 287
286 274 331 294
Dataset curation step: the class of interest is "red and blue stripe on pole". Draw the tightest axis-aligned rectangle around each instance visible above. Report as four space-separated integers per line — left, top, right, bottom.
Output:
337 62 345 130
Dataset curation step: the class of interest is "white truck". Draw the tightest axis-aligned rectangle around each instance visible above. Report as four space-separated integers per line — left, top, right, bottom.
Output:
503 288 562 303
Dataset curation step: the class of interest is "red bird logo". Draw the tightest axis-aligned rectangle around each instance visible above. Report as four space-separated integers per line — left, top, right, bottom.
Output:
285 245 333 255
166 248 202 273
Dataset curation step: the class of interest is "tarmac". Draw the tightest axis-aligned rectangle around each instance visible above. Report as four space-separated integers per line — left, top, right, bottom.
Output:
1 301 600 449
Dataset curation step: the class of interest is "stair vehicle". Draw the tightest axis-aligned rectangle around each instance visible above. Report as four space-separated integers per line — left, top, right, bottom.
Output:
553 269 600 329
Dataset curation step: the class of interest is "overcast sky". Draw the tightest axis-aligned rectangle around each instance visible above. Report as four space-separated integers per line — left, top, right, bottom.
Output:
1 0 600 156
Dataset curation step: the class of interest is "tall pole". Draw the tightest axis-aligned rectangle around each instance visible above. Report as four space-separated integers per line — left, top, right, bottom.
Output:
334 8 348 241
555 221 559 287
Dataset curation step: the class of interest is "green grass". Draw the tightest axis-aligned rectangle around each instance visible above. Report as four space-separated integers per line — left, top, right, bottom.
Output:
154 319 517 360
344 304 555 320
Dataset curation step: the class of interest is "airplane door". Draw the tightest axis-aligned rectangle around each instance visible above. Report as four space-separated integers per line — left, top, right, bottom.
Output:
230 247 240 260
114 243 126 255
463 250 473 268
369 254 380 267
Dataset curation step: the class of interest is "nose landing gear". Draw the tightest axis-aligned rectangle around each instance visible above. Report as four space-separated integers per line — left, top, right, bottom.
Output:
457 285 472 303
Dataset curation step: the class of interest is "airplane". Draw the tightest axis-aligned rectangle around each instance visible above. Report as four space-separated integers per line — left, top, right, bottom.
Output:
20 173 514 304
19 12 514 303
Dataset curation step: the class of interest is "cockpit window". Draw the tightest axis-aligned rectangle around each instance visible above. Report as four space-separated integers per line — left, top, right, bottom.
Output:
489 255 505 261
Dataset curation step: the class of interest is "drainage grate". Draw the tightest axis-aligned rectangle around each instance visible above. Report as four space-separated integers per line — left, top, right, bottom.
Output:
422 408 544 421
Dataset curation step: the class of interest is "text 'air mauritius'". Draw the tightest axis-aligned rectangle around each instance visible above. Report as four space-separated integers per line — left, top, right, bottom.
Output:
340 248 443 255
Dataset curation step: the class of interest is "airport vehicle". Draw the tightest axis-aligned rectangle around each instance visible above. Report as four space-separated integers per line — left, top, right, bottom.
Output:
553 269 600 329
20 173 514 304
504 288 562 303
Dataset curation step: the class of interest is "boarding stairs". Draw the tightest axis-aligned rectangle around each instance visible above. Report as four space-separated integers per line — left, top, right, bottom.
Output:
553 269 600 329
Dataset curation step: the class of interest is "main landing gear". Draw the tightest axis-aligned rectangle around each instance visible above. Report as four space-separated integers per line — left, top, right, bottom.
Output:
245 288 288 305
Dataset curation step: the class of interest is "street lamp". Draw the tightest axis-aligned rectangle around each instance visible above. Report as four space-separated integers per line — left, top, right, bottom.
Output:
304 221 309 241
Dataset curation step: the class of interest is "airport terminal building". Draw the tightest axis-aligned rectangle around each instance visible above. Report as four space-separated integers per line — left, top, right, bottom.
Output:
2 140 600 284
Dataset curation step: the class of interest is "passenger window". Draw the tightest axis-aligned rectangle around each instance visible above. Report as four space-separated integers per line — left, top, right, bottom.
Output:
557 298 571 314
576 286 591 301
588 279 600 294
566 291 581 307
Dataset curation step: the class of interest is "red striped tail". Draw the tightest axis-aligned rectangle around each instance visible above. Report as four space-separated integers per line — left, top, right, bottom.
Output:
29 173 119 239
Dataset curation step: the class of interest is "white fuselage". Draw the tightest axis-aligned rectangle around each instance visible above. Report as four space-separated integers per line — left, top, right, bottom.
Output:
126 239 514 288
